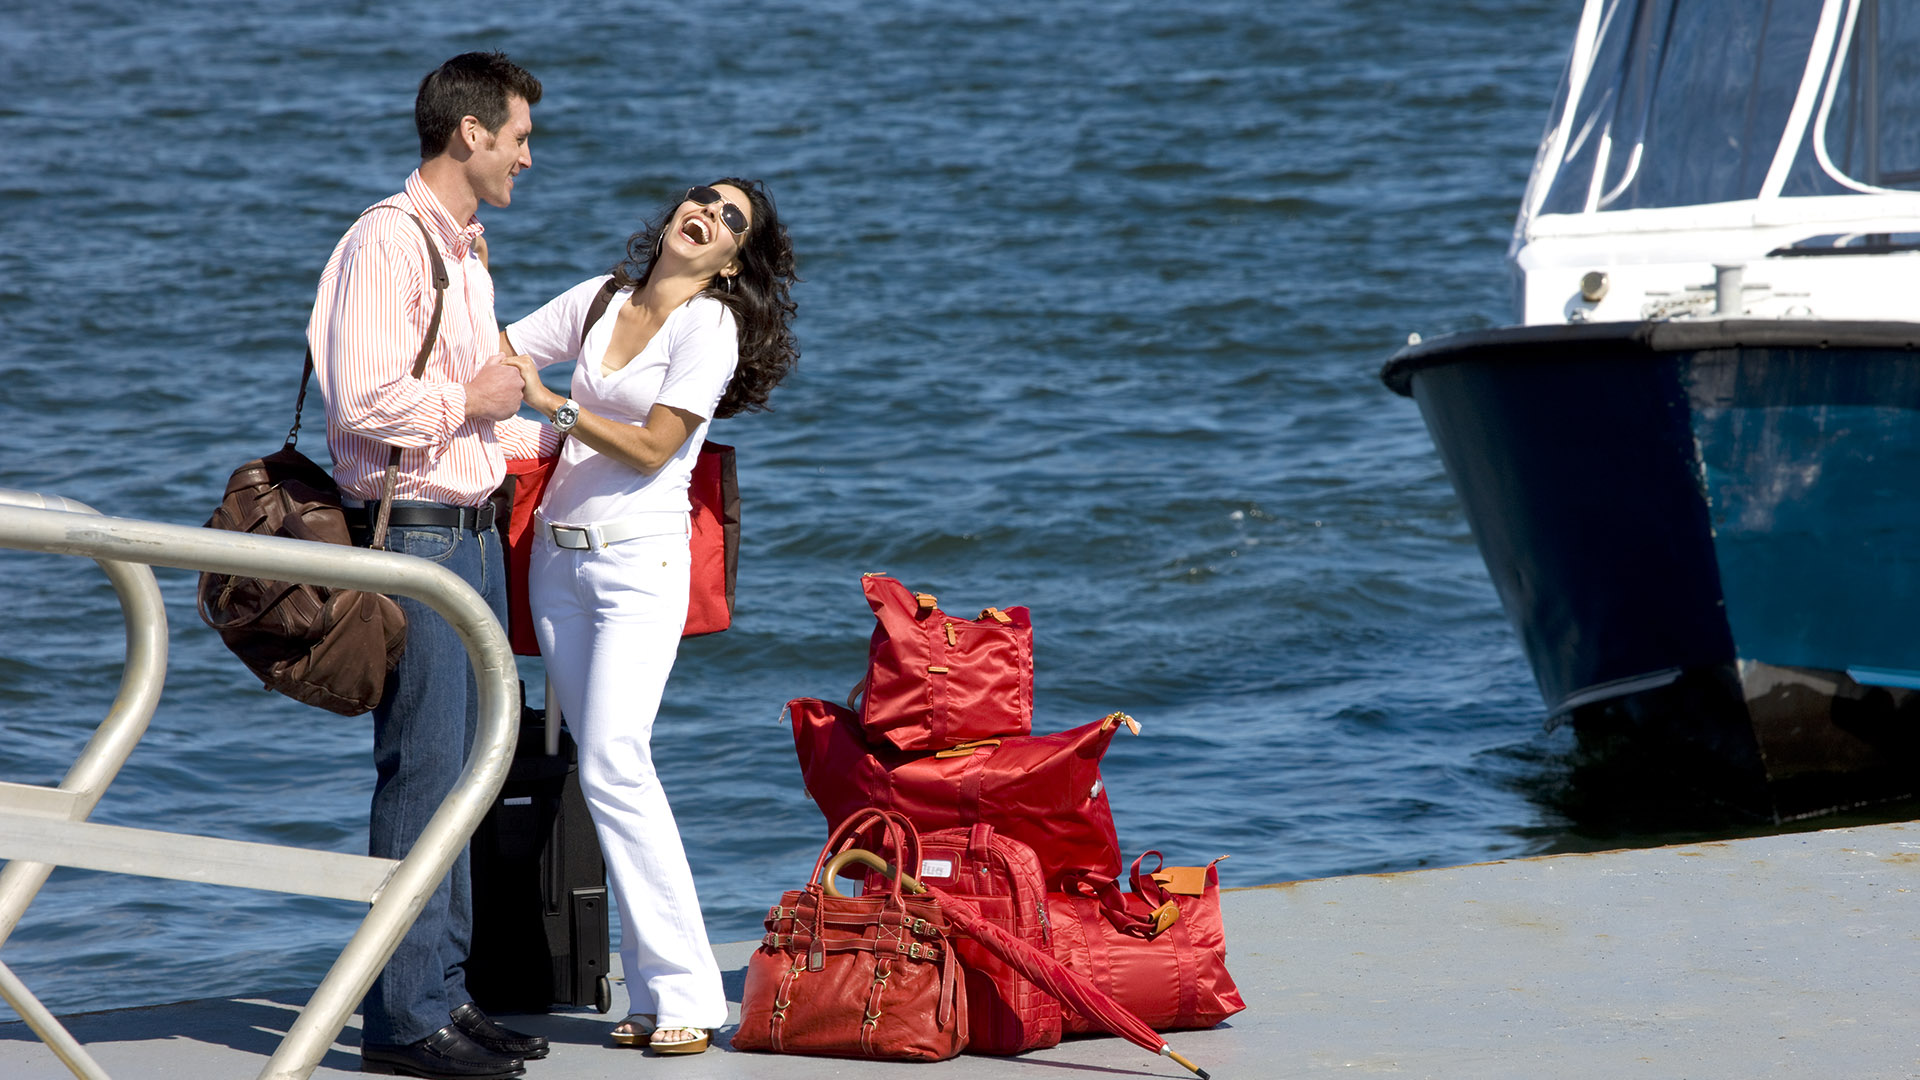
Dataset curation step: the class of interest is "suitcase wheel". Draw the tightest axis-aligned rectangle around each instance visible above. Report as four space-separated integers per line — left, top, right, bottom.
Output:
595 975 612 1015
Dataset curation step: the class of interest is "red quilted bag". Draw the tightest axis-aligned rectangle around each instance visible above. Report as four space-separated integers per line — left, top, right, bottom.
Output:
788 697 1129 886
856 574 1033 751
735 808 967 1061
914 824 1061 1055
497 441 736 655
1047 853 1245 1033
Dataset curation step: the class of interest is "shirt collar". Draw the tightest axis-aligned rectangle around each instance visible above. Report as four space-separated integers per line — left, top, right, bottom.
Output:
402 169 487 260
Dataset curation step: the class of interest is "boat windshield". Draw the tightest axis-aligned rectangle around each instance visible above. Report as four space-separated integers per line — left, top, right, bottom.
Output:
1520 0 1920 221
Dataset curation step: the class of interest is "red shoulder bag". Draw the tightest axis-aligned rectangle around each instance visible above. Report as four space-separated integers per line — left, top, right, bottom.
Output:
854 574 1033 751
1047 852 1245 1033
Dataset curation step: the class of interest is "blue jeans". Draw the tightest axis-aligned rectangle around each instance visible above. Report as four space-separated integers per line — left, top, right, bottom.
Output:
358 511 507 1047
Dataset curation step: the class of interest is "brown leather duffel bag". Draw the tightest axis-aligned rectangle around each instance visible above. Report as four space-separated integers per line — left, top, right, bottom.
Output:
198 204 444 716
198 443 406 716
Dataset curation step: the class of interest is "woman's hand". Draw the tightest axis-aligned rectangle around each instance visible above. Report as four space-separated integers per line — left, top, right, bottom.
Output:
496 352 559 415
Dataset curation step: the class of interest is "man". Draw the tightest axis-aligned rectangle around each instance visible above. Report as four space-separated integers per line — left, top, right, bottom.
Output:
308 51 557 1080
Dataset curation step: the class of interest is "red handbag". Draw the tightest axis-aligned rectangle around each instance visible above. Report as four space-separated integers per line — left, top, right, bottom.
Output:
1047 853 1245 1033
497 441 736 655
499 454 557 656
855 574 1033 751
914 824 1061 1055
788 697 1130 886
734 808 967 1061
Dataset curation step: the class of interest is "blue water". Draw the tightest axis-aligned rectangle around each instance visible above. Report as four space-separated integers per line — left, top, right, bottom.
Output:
0 0 1639 1021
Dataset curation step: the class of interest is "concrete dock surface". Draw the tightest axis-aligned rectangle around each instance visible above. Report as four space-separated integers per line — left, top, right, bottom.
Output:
3 821 1917 1078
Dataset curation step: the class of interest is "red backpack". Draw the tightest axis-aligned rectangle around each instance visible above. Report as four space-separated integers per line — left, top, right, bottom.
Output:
914 824 1060 1055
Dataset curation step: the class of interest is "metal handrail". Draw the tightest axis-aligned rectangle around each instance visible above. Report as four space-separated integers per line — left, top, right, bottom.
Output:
0 489 520 1080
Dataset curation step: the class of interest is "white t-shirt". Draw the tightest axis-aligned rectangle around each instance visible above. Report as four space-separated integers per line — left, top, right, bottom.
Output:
505 276 737 524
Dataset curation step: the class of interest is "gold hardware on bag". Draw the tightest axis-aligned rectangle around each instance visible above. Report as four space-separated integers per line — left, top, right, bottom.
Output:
945 623 957 647
1099 711 1142 735
1148 900 1181 934
927 665 950 674
933 738 1002 758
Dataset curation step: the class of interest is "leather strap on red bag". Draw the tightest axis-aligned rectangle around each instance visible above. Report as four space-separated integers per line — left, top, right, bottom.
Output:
1127 851 1186 936
1058 871 1173 939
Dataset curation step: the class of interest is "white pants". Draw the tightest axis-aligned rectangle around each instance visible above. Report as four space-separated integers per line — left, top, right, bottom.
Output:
530 514 727 1029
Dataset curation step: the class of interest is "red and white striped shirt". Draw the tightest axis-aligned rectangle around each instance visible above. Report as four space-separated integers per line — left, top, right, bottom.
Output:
306 170 555 506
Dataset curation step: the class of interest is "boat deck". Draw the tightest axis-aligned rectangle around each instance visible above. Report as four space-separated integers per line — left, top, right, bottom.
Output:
4 821 1916 1078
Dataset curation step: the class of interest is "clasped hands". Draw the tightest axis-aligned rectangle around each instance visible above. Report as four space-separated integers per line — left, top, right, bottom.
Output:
462 352 560 422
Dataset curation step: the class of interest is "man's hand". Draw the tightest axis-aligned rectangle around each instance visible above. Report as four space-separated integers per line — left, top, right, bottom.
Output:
463 361 525 422
497 353 561 415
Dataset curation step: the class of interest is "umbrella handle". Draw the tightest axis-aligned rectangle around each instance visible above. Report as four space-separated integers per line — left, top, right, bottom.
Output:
821 848 929 898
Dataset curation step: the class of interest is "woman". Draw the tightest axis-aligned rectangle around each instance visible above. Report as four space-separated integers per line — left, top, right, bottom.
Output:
499 178 797 1055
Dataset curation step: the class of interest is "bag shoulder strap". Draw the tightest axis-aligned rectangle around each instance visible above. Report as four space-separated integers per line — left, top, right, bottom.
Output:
289 204 449 446
289 203 451 550
581 276 621 341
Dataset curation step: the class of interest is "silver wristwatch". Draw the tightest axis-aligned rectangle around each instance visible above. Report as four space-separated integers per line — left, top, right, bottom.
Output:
551 398 581 433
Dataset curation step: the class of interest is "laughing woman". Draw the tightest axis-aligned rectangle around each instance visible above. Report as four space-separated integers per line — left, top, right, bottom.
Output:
498 178 797 1055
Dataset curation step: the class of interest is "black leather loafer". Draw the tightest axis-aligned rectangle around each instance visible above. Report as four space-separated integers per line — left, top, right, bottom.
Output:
361 1024 524 1078
450 1001 550 1060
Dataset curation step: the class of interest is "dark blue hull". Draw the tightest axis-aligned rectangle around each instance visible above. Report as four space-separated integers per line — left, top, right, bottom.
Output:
1384 321 1920 820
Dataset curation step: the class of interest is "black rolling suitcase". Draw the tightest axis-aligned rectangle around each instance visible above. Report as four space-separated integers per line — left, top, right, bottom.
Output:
466 695 613 1014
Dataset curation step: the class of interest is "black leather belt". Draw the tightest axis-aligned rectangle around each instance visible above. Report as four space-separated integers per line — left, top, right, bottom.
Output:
345 502 496 533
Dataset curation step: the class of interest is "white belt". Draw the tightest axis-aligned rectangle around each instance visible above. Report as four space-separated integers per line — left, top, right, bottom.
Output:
542 511 685 552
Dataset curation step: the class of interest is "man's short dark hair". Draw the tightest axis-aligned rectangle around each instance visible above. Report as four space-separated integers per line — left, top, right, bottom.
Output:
415 51 543 159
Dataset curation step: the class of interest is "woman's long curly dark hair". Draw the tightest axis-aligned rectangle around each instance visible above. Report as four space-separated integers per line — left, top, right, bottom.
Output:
609 177 798 418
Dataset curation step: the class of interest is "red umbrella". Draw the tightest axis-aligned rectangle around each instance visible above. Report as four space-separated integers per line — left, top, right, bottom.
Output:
825 849 1212 1079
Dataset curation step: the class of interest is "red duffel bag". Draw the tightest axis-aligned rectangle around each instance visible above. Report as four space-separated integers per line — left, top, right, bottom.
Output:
788 697 1132 886
734 808 967 1061
1047 852 1245 1033
856 574 1033 751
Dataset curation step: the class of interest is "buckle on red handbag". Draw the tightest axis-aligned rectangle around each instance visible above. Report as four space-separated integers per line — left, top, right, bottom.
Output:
1148 900 1182 935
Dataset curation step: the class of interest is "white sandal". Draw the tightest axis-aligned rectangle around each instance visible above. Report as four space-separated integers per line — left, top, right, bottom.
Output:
650 1026 712 1056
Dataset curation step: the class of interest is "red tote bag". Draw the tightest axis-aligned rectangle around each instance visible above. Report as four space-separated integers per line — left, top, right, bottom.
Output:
788 697 1129 886
500 454 558 656
499 441 737 656
1047 852 1245 1033
856 574 1033 751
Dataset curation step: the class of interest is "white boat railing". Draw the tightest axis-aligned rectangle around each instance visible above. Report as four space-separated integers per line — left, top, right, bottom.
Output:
0 488 519 1080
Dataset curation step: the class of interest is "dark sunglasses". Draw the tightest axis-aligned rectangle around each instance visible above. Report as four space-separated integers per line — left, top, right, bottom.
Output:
687 186 749 236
